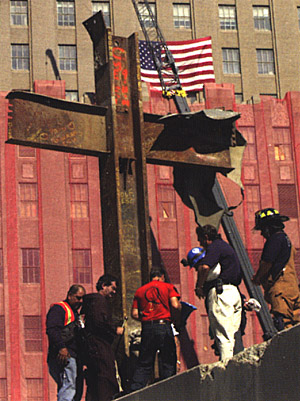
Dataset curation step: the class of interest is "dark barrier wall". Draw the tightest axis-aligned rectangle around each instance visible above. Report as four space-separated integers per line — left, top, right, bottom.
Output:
119 324 300 401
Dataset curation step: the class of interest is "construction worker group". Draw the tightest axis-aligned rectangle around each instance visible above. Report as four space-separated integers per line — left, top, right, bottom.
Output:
46 207 300 401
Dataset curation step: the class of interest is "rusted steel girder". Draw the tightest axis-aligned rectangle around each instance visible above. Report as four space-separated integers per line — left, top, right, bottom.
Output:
144 109 241 170
6 91 108 155
7 90 241 171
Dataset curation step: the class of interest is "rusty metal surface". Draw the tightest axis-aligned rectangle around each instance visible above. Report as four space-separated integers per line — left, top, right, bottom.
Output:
143 109 244 169
83 10 109 67
113 43 130 113
128 32 153 286
158 108 240 122
113 36 135 159
6 91 108 155
147 148 232 169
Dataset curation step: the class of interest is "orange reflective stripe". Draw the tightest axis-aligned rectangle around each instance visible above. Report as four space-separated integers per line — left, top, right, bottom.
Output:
55 301 75 326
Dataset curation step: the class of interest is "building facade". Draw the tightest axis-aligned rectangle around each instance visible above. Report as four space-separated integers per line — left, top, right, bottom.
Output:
1 1 300 102
0 1 300 400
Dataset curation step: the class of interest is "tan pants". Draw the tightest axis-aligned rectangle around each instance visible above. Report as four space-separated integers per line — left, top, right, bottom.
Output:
264 247 300 328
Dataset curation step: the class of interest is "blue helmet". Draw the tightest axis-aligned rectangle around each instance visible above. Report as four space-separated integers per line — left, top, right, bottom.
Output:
187 247 206 267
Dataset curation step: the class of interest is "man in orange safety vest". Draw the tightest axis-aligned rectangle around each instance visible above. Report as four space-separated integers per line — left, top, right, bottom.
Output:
46 284 86 401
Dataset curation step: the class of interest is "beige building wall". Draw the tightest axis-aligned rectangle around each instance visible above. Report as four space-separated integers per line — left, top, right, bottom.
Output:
0 0 300 101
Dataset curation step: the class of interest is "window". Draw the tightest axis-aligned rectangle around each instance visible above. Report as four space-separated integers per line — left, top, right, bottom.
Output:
274 128 292 161
27 379 43 401
241 127 257 160
160 249 180 285
57 1 75 26
19 183 38 217
70 184 89 218
138 2 156 28
24 316 42 352
70 161 87 180
11 44 29 70
187 92 198 104
274 145 292 161
256 49 274 74
173 4 191 29
69 154 86 159
278 184 298 218
157 185 176 220
59 45 77 71
245 186 261 228
92 2 111 26
0 316 5 352
222 48 240 74
253 6 271 31
0 379 7 401
219 6 237 30
65 91 79 102
73 249 92 284
19 146 36 157
235 93 243 104
298 7 300 30
245 185 261 216
83 92 96 105
10 0 28 25
260 93 277 98
22 248 40 284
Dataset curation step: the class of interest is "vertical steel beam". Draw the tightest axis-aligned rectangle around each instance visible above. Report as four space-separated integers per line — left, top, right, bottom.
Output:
83 13 152 353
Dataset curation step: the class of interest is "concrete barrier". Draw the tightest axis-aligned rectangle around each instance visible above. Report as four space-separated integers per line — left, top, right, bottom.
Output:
118 324 300 401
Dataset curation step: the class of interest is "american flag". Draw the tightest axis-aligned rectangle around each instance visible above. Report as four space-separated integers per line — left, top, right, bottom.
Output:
139 37 215 92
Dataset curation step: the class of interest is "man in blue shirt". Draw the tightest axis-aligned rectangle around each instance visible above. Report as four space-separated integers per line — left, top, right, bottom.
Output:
195 225 242 361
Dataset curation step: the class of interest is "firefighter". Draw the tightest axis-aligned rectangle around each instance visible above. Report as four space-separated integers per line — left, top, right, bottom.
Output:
252 208 300 330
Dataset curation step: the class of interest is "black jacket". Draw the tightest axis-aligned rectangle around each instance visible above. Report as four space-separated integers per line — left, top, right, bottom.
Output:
81 293 116 344
46 301 79 358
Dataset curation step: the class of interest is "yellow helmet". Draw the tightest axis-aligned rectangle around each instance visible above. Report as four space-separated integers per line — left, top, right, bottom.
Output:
253 208 289 230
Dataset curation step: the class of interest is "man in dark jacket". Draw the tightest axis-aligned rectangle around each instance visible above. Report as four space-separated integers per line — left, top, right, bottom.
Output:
195 225 242 361
81 274 124 401
46 284 86 401
252 208 300 330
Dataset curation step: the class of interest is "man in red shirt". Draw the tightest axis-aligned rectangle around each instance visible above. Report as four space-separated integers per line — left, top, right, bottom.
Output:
130 267 181 391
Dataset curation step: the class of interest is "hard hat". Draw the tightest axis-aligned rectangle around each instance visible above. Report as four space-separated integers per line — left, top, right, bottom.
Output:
187 247 206 267
253 208 289 230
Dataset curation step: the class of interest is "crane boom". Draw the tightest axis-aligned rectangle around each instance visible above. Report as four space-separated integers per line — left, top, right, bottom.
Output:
131 0 190 112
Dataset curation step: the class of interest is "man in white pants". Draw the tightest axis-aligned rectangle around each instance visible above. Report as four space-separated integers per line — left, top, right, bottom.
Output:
195 225 242 361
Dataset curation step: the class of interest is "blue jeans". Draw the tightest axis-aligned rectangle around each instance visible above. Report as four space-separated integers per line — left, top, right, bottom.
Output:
48 355 77 401
131 321 176 391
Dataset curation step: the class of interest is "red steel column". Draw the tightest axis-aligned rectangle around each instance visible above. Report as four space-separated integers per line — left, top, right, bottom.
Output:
33 80 66 401
5 109 21 400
